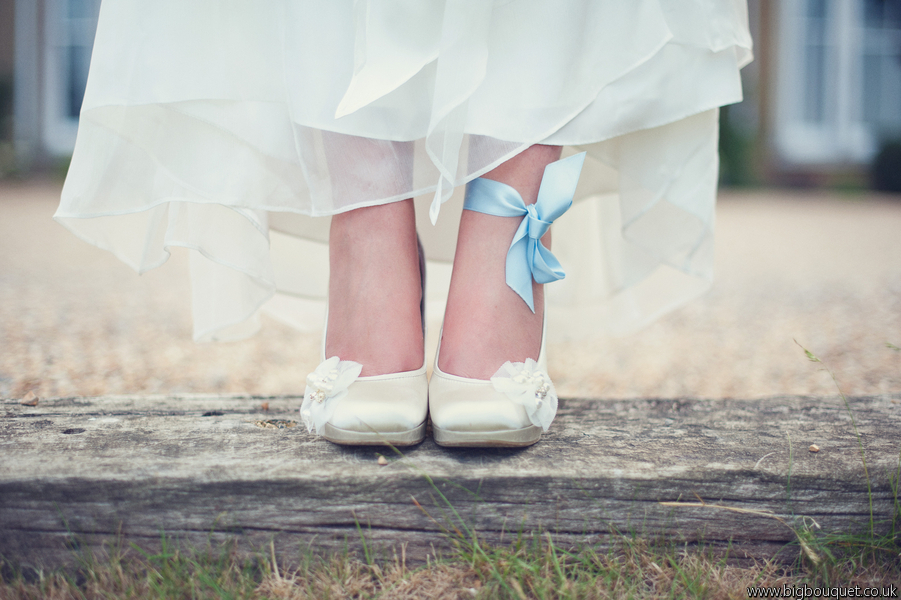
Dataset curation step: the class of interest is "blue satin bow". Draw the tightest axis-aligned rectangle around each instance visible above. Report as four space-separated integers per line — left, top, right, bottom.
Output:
463 152 586 312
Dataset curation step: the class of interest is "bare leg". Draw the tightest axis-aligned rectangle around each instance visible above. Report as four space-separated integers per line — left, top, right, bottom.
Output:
327 199 423 376
439 145 563 379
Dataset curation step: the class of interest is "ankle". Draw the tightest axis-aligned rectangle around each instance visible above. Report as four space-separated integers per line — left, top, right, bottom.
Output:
439 303 543 380
439 219 545 379
437 147 581 381
326 200 424 376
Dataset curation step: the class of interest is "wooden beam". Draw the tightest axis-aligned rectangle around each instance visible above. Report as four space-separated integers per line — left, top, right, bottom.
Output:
2 393 898 567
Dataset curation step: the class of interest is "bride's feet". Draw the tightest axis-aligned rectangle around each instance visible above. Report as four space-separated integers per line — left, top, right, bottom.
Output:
327 199 423 376
301 198 428 445
438 145 562 379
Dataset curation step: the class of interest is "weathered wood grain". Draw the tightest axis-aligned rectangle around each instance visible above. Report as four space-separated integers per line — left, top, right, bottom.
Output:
1 394 899 567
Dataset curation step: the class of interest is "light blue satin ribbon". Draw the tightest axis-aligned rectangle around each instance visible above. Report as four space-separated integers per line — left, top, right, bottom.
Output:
463 152 587 312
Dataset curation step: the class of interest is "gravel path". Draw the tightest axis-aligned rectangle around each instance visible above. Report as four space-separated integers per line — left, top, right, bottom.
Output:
1 180 899 400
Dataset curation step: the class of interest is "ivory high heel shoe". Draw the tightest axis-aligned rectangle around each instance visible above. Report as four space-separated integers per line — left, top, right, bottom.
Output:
429 315 556 447
428 152 586 448
300 239 428 446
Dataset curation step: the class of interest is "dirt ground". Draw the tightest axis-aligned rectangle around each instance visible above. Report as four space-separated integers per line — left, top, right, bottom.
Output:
1 179 899 401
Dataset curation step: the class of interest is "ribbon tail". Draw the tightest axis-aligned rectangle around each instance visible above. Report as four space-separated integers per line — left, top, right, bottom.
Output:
534 152 587 222
530 241 566 285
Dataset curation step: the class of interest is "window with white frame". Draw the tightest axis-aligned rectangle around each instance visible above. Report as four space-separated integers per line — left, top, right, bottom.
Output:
775 0 901 165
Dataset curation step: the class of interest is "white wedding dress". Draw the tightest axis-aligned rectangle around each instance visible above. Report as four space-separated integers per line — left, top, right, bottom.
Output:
56 0 753 343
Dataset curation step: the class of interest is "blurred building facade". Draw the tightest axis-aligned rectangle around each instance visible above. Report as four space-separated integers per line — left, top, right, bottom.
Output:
4 0 100 171
747 0 901 185
2 0 900 184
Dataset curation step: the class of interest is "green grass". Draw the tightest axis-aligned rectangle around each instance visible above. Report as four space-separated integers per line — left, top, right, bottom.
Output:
2 526 898 600
3 344 900 599
786 341 901 586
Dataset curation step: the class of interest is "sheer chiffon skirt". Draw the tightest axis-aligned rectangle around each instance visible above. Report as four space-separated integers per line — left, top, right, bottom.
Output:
56 0 752 342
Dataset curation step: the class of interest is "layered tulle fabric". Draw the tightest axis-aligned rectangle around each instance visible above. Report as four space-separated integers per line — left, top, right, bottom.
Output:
56 0 752 342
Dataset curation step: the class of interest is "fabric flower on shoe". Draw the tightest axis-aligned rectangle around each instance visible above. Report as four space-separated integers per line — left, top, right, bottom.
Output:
300 356 363 433
490 359 558 431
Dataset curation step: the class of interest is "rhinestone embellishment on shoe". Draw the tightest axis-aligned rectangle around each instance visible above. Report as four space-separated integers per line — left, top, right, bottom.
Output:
307 368 339 403
490 358 558 431
512 370 551 408
300 357 363 433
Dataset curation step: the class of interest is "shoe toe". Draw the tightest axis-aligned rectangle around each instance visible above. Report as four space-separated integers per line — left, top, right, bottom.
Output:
329 375 428 433
428 375 531 432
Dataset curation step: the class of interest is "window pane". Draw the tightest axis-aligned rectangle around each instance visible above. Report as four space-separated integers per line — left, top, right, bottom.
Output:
67 0 94 19
885 0 901 27
62 0 100 119
803 0 830 123
807 0 828 19
862 54 882 124
864 0 884 28
67 45 91 118
861 0 901 132
804 46 827 122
